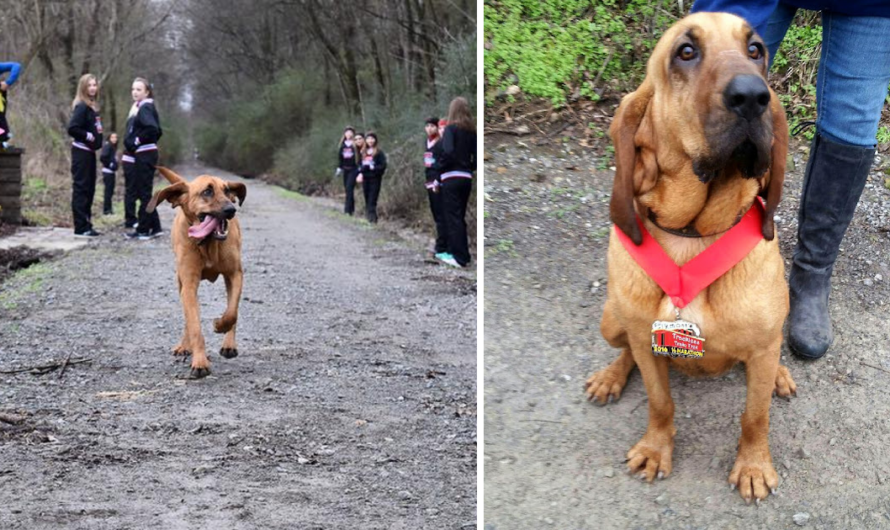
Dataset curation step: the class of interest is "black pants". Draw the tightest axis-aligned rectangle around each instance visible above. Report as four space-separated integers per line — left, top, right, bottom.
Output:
427 187 448 254
134 151 161 234
0 90 10 143
343 168 358 214
363 176 382 223
71 147 97 234
103 170 115 214
123 158 138 227
441 177 472 266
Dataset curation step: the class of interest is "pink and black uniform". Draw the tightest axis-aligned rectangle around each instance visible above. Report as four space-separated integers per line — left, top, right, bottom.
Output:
360 137 387 224
424 117 448 254
338 132 359 214
439 123 476 266
67 101 104 235
123 98 162 235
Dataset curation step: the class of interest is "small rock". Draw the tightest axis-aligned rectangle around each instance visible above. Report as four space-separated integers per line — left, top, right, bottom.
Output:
655 493 669 505
496 166 508 174
793 512 810 526
398 490 412 500
795 447 811 459
877 274 883 282
829 438 837 446
783 459 792 470
603 468 615 478
864 278 874 287
505 85 521 96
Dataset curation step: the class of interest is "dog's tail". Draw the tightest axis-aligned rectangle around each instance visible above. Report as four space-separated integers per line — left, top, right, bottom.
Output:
156 166 187 185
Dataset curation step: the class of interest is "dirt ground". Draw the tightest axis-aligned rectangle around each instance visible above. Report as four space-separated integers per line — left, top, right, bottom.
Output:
0 163 477 529
483 134 890 529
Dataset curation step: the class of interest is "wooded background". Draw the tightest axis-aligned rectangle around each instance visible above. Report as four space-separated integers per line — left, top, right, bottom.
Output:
0 0 476 230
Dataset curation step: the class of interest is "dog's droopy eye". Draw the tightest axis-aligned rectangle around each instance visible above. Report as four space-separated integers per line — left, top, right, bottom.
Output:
677 44 697 61
202 188 213 198
748 43 764 61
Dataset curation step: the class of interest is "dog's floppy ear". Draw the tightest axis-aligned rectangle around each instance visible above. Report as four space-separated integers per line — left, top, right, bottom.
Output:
760 91 788 240
147 182 188 213
608 80 654 245
225 181 246 206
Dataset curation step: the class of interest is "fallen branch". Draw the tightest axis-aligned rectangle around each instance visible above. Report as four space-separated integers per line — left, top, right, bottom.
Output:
58 351 74 380
860 361 890 375
0 358 92 375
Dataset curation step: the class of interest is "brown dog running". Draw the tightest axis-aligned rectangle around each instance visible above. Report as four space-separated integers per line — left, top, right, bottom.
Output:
584 12 797 503
147 166 246 379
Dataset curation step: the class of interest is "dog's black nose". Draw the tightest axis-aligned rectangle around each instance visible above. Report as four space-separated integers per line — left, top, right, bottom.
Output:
723 74 770 121
223 203 237 219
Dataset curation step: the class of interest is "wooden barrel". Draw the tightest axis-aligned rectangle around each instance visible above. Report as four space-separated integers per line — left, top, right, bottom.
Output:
0 147 24 225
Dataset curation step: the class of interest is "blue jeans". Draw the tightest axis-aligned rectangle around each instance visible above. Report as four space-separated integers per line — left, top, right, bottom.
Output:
760 5 890 147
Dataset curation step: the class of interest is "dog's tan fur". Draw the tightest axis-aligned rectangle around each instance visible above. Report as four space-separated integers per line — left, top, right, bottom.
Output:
147 166 246 378
584 13 797 503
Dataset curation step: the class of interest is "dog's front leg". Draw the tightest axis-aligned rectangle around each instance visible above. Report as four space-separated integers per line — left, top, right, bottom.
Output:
626 335 675 482
729 340 781 503
179 273 211 378
216 270 242 359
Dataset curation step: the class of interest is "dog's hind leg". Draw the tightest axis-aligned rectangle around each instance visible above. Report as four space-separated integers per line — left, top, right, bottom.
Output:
216 270 242 359
586 300 636 404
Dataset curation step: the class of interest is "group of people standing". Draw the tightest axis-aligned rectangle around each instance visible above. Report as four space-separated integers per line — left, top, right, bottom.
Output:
337 129 387 223
67 74 163 239
336 96 477 268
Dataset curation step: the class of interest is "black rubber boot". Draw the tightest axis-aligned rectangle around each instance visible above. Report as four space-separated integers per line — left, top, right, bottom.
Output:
788 133 874 359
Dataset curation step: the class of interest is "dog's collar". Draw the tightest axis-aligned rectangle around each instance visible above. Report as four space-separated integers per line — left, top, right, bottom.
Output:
646 208 746 238
614 198 765 309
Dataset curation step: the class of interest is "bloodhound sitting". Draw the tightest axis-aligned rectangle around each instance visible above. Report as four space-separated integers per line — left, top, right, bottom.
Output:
585 12 797 504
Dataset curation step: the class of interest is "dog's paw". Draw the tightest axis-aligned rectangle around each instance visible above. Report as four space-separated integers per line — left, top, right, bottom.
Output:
585 367 628 405
728 453 779 504
219 347 238 359
173 345 191 357
773 364 797 399
213 316 235 334
189 366 212 379
626 434 674 483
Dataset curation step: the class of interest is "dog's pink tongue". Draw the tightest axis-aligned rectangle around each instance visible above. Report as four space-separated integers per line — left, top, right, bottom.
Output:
188 216 219 239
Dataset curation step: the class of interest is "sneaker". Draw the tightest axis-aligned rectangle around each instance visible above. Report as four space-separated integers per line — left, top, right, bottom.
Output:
436 253 462 268
125 231 145 239
124 221 138 229
74 229 101 238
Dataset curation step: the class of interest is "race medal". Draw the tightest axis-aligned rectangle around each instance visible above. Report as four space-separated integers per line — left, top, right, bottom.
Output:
651 318 705 359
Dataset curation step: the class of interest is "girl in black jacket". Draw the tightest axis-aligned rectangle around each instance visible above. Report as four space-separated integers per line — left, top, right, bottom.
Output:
438 97 476 268
358 132 387 223
123 77 163 240
338 126 359 215
100 132 119 215
67 73 103 237
424 117 448 257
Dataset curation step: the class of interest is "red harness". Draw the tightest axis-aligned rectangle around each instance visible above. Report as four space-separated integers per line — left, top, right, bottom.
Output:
614 199 765 309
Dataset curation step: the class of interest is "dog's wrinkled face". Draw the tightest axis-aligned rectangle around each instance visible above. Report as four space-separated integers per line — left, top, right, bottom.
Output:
609 12 787 245
185 176 245 241
149 175 246 242
652 13 772 181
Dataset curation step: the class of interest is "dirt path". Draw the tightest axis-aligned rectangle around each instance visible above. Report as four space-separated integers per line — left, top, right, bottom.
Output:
484 136 890 529
0 163 476 529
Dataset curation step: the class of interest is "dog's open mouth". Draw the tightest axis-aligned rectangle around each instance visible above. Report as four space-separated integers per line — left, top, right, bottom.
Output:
188 213 230 241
